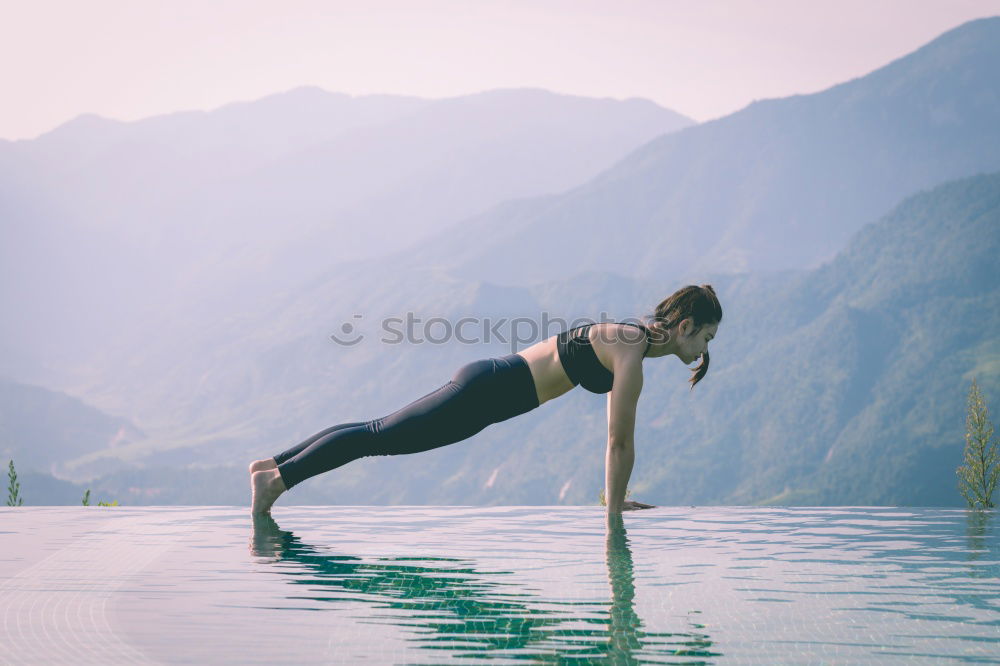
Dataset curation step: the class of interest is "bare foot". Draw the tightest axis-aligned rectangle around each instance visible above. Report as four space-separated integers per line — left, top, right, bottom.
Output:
248 458 277 474
251 468 287 515
249 459 277 494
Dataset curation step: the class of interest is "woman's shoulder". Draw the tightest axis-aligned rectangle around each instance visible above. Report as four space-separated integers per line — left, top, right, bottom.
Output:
590 322 648 373
591 321 648 346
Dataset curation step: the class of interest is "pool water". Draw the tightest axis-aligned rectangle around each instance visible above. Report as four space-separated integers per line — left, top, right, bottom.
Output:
1 506 997 664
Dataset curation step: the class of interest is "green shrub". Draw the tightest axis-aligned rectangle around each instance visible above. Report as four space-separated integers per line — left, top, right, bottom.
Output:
82 488 119 507
957 378 999 509
6 459 23 506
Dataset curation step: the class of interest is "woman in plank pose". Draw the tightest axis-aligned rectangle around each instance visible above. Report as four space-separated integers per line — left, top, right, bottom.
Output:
250 284 722 515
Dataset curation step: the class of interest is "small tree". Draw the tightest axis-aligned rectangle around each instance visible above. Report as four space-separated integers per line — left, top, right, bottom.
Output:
957 378 999 509
7 459 24 506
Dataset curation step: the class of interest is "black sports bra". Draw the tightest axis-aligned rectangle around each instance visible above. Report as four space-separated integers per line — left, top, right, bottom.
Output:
556 322 651 394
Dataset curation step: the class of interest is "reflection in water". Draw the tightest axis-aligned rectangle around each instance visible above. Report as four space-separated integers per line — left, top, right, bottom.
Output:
250 513 720 662
604 513 716 662
965 509 995 579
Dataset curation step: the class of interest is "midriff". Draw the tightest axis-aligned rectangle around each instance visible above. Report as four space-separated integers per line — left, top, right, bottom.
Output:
515 337 576 405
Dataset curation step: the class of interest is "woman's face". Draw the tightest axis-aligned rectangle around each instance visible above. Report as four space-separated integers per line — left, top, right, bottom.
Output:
677 319 718 365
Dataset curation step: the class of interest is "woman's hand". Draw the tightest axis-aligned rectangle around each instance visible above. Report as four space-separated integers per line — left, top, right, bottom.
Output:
621 500 657 510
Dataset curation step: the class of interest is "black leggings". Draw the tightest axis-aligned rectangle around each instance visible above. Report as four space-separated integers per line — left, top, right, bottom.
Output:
272 353 540 490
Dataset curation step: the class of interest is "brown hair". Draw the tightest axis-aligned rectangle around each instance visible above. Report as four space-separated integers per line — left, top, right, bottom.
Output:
644 284 722 389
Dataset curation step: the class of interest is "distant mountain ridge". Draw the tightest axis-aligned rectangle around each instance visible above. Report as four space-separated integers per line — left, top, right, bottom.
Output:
0 377 144 479
0 87 693 384
387 16 1000 285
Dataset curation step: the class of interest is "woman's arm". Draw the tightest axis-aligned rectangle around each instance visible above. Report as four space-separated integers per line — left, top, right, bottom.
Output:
605 354 643 513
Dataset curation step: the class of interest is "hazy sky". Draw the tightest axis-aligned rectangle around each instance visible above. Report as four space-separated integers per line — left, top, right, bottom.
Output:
2 0 998 140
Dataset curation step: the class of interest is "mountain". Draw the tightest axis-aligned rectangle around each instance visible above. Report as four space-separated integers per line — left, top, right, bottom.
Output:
8 19 1000 507
389 17 1000 285
644 171 1000 506
0 88 693 385
38 172 999 507
0 377 144 478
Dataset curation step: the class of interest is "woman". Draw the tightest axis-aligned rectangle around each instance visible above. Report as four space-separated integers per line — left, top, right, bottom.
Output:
250 284 722 515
